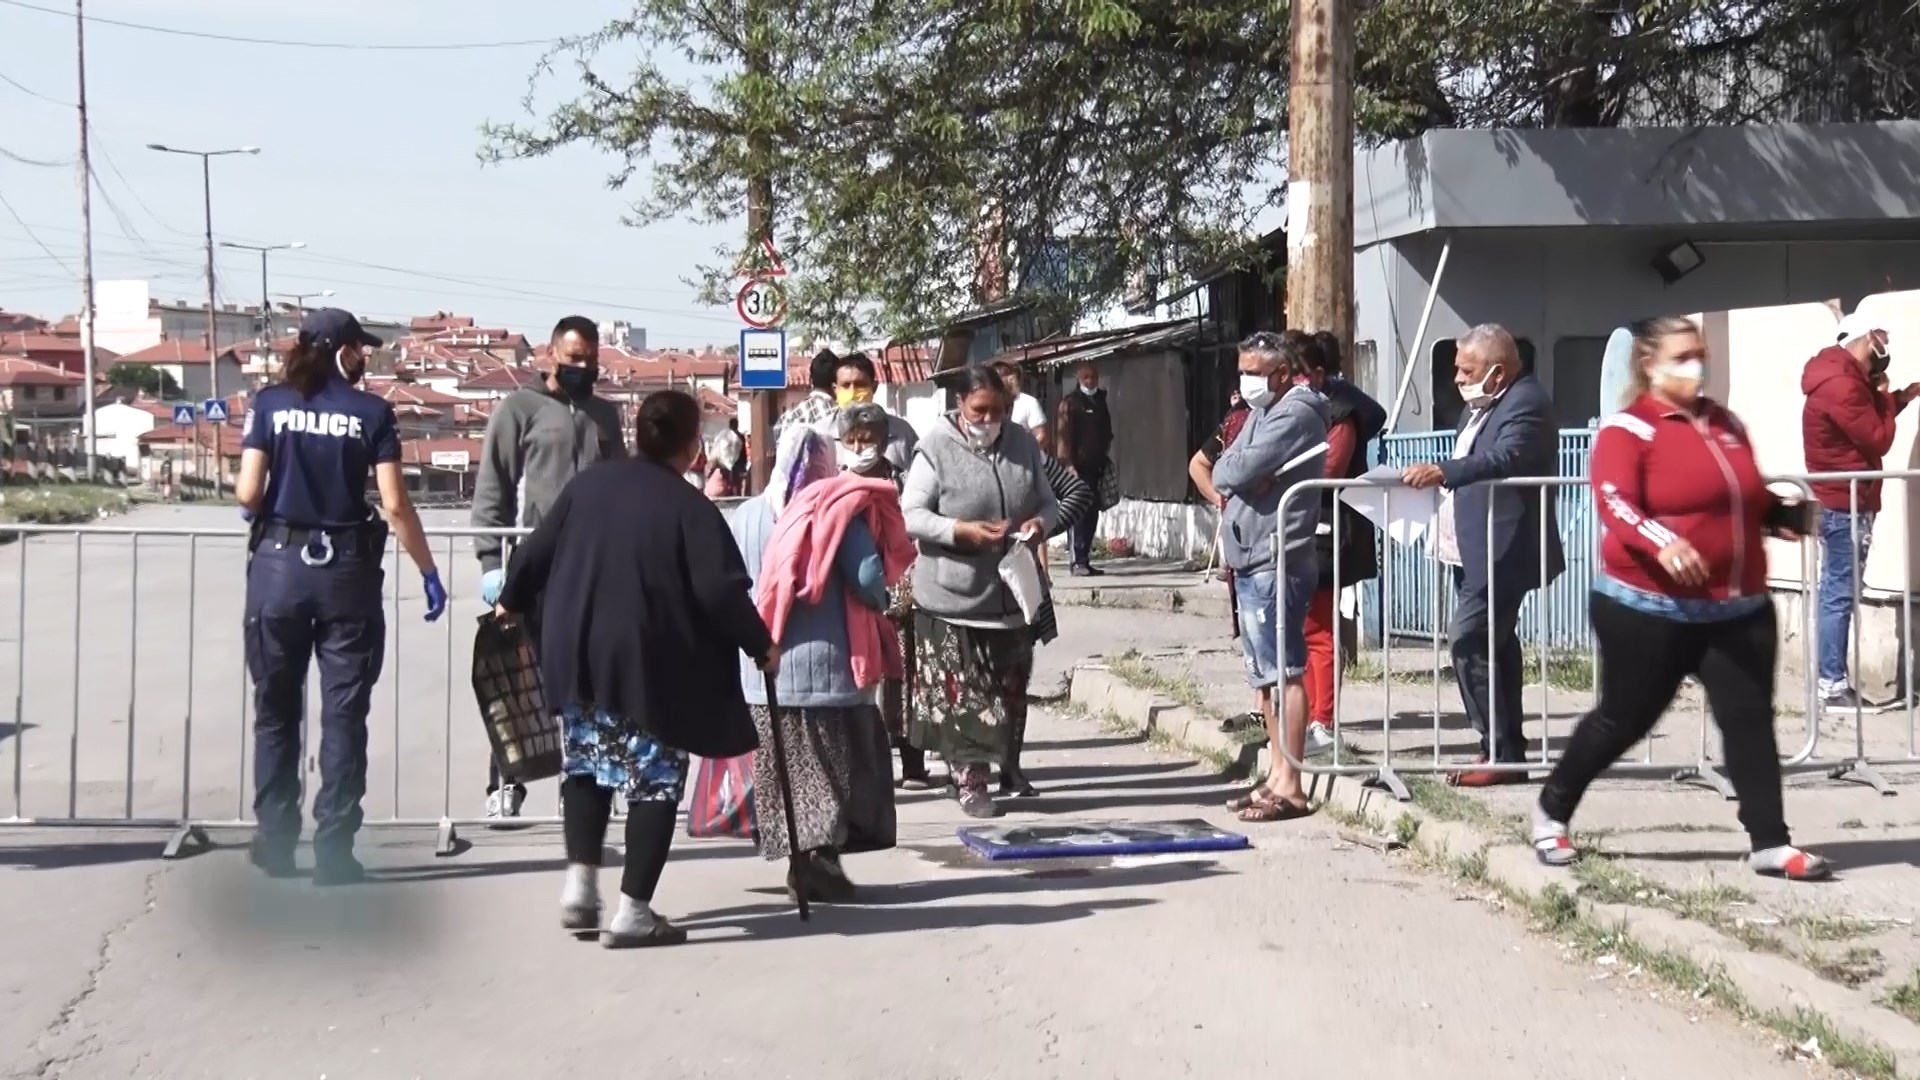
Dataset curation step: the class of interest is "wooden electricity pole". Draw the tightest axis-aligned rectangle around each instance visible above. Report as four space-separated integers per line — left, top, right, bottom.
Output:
1285 0 1355 352
743 6 778 494
75 0 98 480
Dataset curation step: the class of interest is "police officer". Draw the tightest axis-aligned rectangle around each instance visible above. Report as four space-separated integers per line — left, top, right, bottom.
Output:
236 308 448 885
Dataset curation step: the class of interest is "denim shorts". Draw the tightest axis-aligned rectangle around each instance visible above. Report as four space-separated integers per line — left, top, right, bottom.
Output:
1236 566 1313 688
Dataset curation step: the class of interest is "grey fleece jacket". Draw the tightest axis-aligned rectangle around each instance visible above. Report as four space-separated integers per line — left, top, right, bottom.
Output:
902 416 1059 623
472 387 624 573
1213 383 1330 574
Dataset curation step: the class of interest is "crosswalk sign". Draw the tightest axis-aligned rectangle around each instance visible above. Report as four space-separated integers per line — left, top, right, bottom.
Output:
172 404 195 427
202 399 229 423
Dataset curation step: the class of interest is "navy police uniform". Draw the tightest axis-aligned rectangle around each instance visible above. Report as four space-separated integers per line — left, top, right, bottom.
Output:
242 309 400 870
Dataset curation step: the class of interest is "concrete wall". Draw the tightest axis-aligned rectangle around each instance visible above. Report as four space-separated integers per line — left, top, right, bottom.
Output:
1359 229 1920 432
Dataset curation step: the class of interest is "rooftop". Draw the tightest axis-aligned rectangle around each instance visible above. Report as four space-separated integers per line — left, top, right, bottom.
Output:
113 340 241 366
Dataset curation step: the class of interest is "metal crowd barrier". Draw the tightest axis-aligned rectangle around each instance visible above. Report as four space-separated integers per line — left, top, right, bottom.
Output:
0 522 549 859
1265 474 1823 801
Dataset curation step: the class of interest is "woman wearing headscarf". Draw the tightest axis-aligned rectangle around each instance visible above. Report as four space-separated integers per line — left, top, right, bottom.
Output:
1533 316 1829 881
835 403 936 789
732 424 915 901
902 364 1059 818
498 390 774 947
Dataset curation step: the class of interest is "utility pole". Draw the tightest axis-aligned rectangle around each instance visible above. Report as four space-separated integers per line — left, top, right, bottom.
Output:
75 0 98 480
1285 0 1355 352
743 3 777 494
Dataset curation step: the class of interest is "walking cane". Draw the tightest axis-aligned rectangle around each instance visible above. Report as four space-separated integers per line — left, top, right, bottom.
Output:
761 671 811 922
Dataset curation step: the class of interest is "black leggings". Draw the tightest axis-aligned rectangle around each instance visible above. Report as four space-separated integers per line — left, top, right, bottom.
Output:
1540 592 1790 852
560 775 676 902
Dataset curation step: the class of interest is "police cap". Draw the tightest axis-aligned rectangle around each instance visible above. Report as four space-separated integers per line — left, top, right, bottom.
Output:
300 307 384 351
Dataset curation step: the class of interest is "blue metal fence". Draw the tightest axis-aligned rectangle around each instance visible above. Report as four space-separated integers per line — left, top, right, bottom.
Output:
1355 428 1598 650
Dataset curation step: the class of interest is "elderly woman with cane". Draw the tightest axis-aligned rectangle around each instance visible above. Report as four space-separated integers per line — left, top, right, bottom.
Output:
732 424 915 902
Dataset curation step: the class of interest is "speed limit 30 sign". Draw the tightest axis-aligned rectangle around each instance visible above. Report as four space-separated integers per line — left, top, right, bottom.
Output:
736 277 789 329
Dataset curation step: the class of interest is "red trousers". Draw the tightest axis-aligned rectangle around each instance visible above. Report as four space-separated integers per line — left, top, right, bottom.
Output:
1303 587 1336 724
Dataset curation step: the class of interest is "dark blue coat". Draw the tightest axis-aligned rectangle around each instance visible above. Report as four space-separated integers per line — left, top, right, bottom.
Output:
1438 372 1565 597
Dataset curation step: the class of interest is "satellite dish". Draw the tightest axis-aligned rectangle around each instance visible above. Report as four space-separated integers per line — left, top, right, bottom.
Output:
1595 327 1634 422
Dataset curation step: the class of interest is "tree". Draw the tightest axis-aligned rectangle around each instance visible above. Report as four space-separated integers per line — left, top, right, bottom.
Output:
485 1 1920 339
106 364 181 399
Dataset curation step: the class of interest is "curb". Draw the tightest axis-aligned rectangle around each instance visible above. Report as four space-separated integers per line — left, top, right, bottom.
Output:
1052 585 1232 622
1067 664 1920 1079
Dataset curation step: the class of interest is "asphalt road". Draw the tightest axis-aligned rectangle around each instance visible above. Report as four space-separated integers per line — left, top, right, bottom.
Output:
0 504 1834 1079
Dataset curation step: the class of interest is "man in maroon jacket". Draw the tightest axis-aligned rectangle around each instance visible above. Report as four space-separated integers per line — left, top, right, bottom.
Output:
1801 311 1920 709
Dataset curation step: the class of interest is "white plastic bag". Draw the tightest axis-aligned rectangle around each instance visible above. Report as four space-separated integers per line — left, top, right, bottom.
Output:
998 537 1046 624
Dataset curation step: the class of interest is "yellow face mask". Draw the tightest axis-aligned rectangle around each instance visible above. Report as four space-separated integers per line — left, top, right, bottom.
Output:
835 387 874 407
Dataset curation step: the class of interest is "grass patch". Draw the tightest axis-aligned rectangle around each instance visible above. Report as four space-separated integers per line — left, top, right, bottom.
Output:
1074 701 1237 774
1107 649 1209 712
0 484 129 527
1403 774 1524 839
1793 915 1882 943
1806 945 1886 988
1342 653 1449 685
1882 970 1920 1024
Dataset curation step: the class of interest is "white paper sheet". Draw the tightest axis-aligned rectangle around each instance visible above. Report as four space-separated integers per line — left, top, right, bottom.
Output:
1339 464 1438 547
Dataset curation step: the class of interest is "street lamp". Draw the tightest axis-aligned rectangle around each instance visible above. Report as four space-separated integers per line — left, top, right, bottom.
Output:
275 289 334 313
221 240 303 347
146 143 259 405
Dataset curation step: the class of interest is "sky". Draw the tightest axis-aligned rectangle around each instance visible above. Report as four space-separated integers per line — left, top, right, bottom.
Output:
0 0 745 348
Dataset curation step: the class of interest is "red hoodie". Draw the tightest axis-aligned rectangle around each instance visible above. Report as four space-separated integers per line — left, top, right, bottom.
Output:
1593 394 1779 601
1801 345 1911 512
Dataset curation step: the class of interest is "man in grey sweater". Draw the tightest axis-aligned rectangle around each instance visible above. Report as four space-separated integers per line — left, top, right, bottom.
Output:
472 315 624 819
1212 330 1330 822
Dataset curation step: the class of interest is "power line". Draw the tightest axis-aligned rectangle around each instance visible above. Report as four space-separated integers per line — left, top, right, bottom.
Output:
0 188 71 275
0 68 69 106
0 145 70 168
0 0 566 51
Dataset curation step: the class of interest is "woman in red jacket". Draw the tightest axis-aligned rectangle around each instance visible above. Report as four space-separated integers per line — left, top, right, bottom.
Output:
1532 316 1830 882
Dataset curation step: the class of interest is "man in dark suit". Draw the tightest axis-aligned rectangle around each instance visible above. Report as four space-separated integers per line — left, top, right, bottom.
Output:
1403 324 1564 787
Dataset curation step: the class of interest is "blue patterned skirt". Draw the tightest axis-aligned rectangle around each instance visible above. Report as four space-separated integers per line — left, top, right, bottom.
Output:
559 703 690 804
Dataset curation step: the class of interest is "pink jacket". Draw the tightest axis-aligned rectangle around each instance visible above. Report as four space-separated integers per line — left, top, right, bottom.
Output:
756 474 916 688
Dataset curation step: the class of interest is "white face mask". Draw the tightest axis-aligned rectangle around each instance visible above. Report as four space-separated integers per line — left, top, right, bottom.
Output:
838 444 881 473
1238 372 1275 409
1655 359 1708 397
964 420 1002 450
1459 365 1502 408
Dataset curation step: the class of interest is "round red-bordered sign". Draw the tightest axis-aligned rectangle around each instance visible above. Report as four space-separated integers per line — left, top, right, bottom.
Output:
736 277 789 329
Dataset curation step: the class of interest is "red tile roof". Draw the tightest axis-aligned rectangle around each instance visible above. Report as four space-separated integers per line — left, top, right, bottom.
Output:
410 312 475 332
364 377 465 407
139 421 246 456
0 356 84 387
696 387 738 419
0 310 48 333
458 366 542 393
113 340 241 366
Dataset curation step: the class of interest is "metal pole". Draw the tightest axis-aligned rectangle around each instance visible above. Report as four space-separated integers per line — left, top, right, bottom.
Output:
201 155 225 498
75 0 98 480
1284 0 1354 347
744 5 777 495
258 248 270 348
1386 236 1452 435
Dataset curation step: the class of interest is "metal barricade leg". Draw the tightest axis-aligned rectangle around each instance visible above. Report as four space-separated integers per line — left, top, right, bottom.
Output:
163 533 210 860
437 535 461 856
1827 481 1895 795
1365 487 1409 801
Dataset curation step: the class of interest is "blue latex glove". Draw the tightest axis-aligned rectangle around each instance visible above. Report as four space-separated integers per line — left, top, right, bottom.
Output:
479 568 505 607
422 570 448 622
239 507 254 523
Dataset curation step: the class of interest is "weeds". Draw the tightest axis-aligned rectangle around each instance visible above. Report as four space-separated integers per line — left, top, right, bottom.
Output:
1792 915 1881 943
1106 649 1208 711
1806 945 1886 988
1882 970 1920 1024
0 484 128 527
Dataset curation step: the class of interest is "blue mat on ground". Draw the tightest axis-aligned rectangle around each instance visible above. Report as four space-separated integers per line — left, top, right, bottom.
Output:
956 819 1251 861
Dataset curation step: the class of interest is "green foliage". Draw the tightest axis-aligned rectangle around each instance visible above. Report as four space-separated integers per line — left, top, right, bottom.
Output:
484 1 1920 339
106 364 182 399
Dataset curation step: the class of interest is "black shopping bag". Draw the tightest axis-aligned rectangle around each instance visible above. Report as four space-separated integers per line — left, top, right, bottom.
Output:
471 613 563 785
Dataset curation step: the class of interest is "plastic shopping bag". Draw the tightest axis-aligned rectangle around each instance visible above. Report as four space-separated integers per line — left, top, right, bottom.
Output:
686 753 756 840
998 540 1046 624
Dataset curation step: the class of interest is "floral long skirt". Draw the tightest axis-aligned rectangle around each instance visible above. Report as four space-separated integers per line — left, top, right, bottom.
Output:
750 703 896 861
907 613 1034 788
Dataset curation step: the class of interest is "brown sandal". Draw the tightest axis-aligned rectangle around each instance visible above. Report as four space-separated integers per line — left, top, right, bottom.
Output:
1235 792 1312 823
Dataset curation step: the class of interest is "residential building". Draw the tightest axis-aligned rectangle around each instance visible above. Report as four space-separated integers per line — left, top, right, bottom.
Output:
110 340 246 400
93 398 168 470
0 332 120 376
0 357 87 428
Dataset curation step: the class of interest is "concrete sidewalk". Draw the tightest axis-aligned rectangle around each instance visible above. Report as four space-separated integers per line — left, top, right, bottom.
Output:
1080 610 1920 1076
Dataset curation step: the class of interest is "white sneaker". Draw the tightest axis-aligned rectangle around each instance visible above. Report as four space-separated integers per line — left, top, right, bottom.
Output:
1305 723 1336 757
